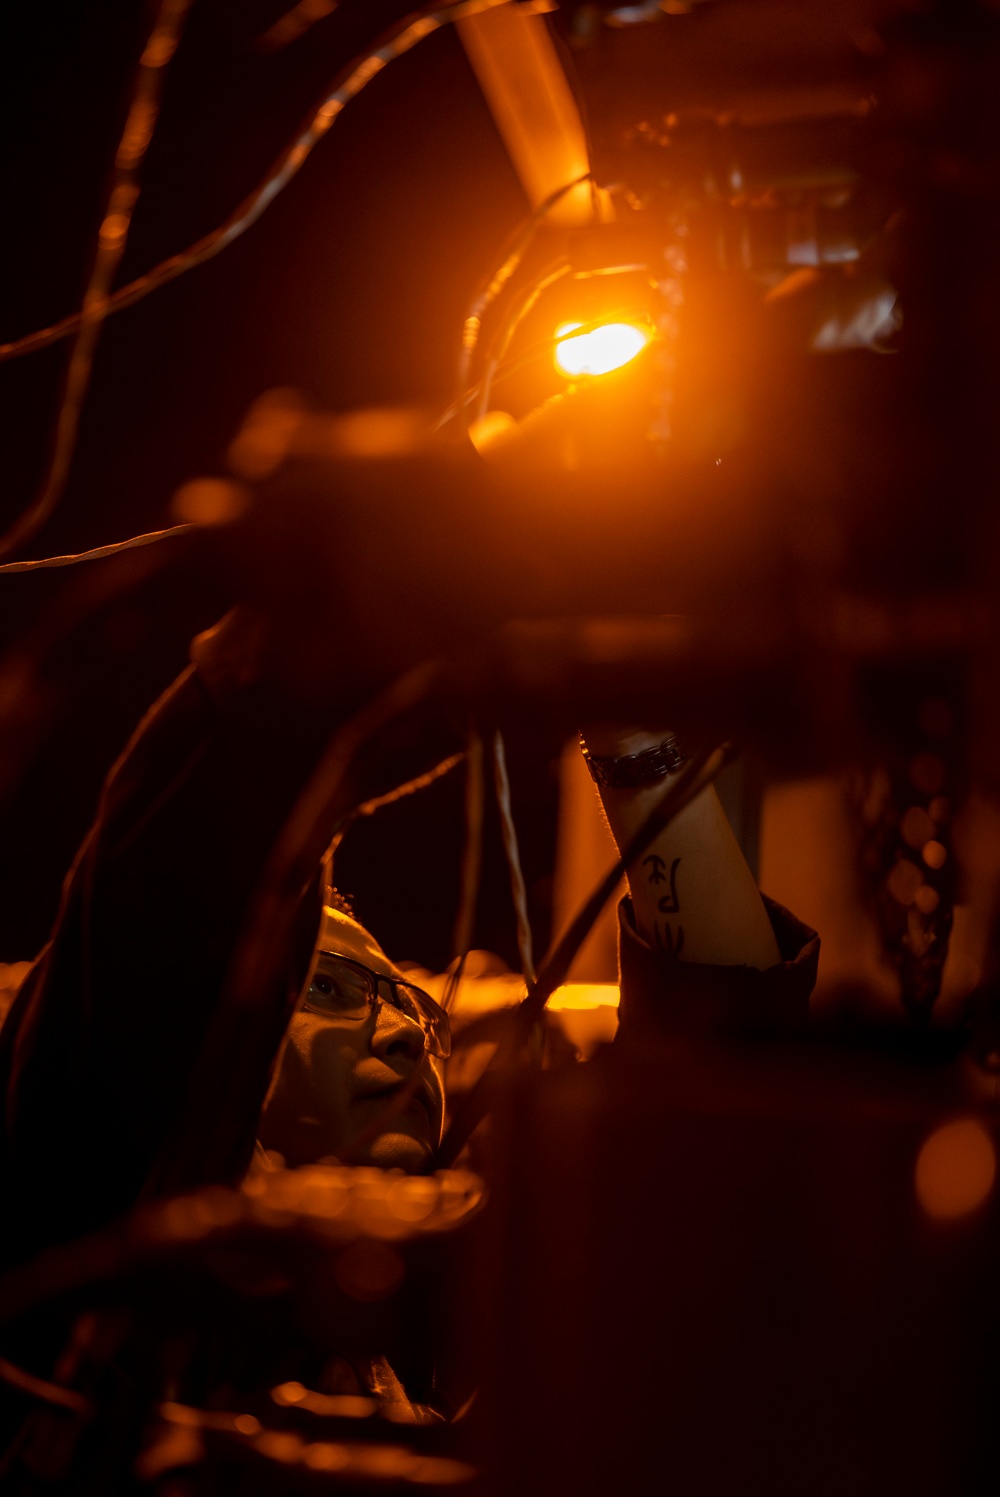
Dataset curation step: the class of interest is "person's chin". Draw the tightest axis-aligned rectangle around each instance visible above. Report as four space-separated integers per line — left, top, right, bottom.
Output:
364 1128 434 1172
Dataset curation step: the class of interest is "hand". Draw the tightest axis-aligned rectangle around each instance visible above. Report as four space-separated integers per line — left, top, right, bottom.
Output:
581 729 781 970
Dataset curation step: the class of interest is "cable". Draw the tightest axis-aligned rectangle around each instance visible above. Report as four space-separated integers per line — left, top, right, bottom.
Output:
476 259 659 421
475 259 571 421
431 742 734 1169
0 0 512 371
2 294 650 569
524 743 734 1021
433 336 571 433
492 729 535 986
442 722 485 1013
456 172 594 400
0 0 196 564
0 522 200 817
317 744 467 1168
320 749 465 892
339 729 497 1162
431 338 568 434
433 307 657 436
0 523 196 574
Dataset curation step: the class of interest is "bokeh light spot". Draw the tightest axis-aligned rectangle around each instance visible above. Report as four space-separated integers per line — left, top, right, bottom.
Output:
915 1118 996 1220
914 884 940 915
887 858 923 906
304 1443 350 1472
468 410 515 457
272 1381 307 1407
171 478 248 527
922 839 948 870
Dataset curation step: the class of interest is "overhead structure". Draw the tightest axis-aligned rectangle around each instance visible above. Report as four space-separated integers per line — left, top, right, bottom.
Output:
457 3 611 225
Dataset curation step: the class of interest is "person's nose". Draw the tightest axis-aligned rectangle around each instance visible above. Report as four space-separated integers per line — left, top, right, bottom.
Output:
370 986 426 1066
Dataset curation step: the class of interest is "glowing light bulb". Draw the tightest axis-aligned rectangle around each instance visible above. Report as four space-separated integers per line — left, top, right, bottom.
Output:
553 320 649 378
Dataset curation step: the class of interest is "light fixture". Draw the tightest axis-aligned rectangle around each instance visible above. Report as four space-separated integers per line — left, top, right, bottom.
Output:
553 320 650 378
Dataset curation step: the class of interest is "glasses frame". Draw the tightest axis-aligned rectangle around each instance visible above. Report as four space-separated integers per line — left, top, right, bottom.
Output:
304 951 451 1059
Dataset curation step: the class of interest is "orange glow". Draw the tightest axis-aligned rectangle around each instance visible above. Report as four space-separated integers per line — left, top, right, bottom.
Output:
468 410 516 457
458 5 606 228
554 321 649 378
922 839 948 870
171 477 248 526
547 983 619 1011
915 1118 996 1220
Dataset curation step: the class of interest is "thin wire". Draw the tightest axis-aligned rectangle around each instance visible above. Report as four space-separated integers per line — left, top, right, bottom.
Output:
477 260 659 421
456 172 594 399
432 742 734 1168
475 260 571 421
524 743 734 1021
317 747 465 1166
254 0 338 54
0 0 512 370
433 308 657 436
433 338 570 433
443 722 485 1013
492 729 535 986
321 749 465 893
0 0 196 563
0 523 196 574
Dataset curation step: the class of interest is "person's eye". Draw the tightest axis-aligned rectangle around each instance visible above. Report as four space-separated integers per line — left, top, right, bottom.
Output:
311 974 335 997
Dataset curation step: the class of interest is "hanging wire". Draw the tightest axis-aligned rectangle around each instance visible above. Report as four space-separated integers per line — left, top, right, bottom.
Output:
0 525 200 818
474 260 571 422
431 742 735 1168
0 0 196 563
320 749 466 895
0 303 650 573
475 260 659 422
442 722 485 1013
0 523 196 574
317 745 467 1167
338 731 527 1164
492 729 535 986
254 0 338 54
0 0 512 370
455 172 594 400
433 310 651 435
435 264 660 439
0 306 656 578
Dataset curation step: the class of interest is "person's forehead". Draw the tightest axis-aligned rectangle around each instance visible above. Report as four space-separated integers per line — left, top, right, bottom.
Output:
317 906 403 981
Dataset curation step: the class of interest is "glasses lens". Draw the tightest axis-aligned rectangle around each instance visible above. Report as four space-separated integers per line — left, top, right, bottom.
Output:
305 958 373 1019
306 956 451 1058
392 982 451 1059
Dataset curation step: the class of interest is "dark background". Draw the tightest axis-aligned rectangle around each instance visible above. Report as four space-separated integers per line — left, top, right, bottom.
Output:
0 0 563 968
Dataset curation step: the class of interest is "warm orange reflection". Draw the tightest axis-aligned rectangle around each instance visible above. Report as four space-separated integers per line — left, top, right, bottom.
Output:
554 321 649 378
915 1118 996 1220
547 983 619 1011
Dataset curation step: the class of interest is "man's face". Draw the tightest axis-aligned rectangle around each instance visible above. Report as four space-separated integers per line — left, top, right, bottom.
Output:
257 911 445 1172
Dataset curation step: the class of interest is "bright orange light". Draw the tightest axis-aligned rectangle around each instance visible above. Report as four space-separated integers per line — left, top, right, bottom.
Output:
553 320 649 378
548 983 619 1011
915 1118 996 1220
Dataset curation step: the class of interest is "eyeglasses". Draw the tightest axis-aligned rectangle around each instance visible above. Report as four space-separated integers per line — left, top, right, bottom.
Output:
303 952 451 1059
